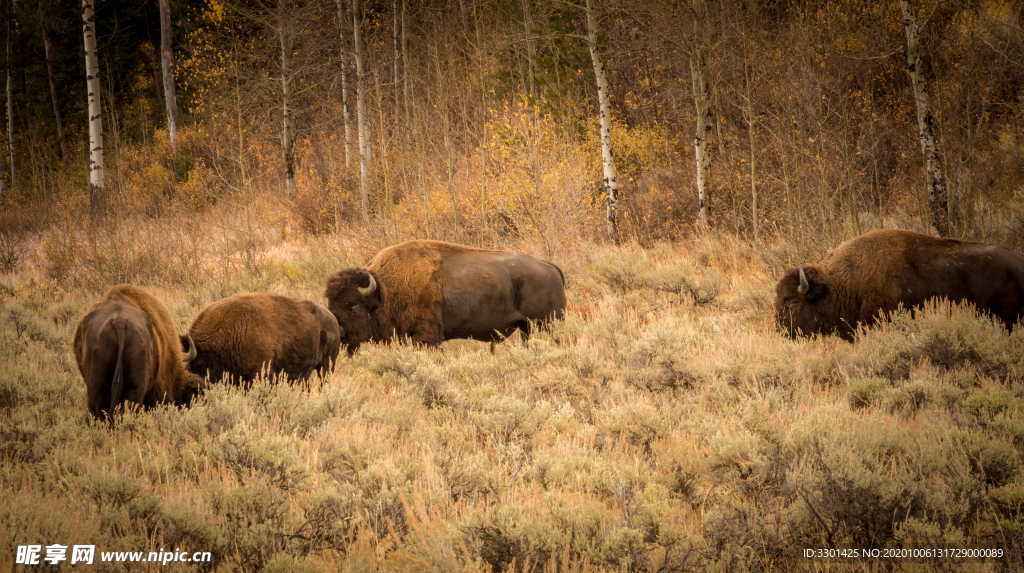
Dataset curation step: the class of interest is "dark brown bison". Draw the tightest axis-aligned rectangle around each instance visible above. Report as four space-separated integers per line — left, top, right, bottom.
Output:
325 240 566 352
186 293 341 383
776 229 1024 339
74 284 203 419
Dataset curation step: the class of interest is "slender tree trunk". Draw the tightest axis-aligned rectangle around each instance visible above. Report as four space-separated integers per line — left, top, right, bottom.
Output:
375 68 389 209
278 11 295 195
584 0 620 244
742 46 757 242
352 0 370 221
5 0 15 187
432 37 460 232
522 0 536 98
691 46 712 230
401 0 410 134
900 0 948 236
336 0 352 169
393 0 400 121
474 0 490 238
0 114 5 196
82 0 105 217
38 1 66 160
104 60 119 184
158 0 179 152
522 0 540 233
232 48 248 188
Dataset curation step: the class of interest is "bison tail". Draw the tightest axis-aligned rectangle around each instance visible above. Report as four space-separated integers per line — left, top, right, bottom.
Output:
552 262 567 289
109 322 126 414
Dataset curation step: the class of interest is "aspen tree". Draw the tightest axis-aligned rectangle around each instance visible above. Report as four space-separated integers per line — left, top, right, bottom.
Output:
352 0 370 220
900 0 948 235
336 0 352 168
158 0 179 151
584 0 620 243
82 0 105 217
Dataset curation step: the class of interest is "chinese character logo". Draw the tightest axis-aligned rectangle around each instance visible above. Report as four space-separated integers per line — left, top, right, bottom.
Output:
71 545 96 565
15 545 41 565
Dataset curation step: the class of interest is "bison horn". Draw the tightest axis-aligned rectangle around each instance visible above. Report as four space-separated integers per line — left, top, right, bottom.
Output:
183 334 197 362
358 272 377 297
797 266 809 295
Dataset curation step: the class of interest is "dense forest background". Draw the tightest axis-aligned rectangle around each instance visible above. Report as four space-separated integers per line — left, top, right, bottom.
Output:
1 0 1023 250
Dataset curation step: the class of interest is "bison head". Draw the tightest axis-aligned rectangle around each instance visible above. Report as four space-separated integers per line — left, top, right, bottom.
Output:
774 265 838 338
325 269 382 351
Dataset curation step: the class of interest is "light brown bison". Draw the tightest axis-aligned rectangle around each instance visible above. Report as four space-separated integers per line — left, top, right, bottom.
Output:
776 229 1024 339
186 293 341 383
325 240 566 352
74 284 202 419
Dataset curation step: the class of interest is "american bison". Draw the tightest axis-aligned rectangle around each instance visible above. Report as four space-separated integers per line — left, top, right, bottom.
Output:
776 229 1024 339
325 240 566 352
186 293 341 383
74 284 203 419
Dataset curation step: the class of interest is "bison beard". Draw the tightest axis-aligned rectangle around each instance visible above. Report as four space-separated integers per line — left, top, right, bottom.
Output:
186 293 342 383
73 284 202 419
775 229 1024 339
325 240 567 351
325 268 383 354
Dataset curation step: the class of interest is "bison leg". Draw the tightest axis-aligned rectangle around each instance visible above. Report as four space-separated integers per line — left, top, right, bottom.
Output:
84 356 115 419
410 319 444 346
517 320 532 347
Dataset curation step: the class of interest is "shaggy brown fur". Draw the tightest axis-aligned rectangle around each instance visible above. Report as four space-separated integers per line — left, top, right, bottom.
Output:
776 229 1024 339
326 240 566 351
187 293 342 383
74 284 202 419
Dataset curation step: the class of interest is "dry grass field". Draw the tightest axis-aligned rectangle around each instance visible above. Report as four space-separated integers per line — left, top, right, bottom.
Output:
3 0 1023 569
1 201 1023 572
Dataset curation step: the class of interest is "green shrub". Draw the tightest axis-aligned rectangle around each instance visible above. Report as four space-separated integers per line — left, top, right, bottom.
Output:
847 376 890 409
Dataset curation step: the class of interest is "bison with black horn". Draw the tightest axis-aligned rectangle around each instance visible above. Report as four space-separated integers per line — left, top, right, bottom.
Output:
325 240 567 352
775 229 1024 339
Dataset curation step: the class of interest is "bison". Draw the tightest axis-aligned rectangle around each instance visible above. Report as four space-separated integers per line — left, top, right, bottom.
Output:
325 240 566 352
775 229 1024 339
186 293 341 383
74 284 203 419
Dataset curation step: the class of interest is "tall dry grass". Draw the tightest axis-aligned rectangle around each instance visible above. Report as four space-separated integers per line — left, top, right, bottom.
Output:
1 204 1022 571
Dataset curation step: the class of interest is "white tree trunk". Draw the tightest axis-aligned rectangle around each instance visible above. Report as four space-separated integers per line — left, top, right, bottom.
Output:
278 1 295 195
584 0 620 243
336 0 352 169
39 0 66 159
900 0 948 235
82 0 105 216
691 47 712 230
352 0 370 221
158 0 179 152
